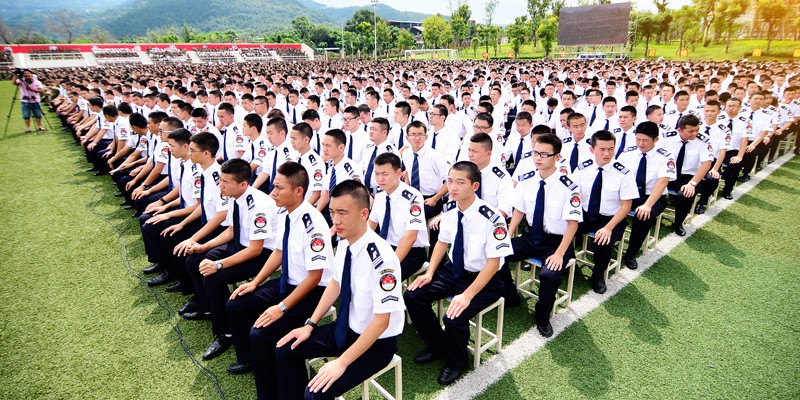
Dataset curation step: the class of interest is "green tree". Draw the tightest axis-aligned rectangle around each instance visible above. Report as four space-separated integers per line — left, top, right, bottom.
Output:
345 9 377 33
550 0 566 16
506 16 531 59
715 0 748 53
471 36 480 57
376 19 393 56
422 14 453 48
526 0 551 46
46 10 82 43
491 26 503 57
395 29 416 52
536 16 558 58
449 0 472 49
291 16 314 41
180 23 194 43
693 0 717 45
758 0 788 53
484 0 499 27
671 6 699 54
636 12 660 57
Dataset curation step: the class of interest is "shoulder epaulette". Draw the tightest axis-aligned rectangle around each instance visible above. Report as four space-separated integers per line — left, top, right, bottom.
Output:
520 151 532 160
302 213 314 233
663 131 677 137
518 170 536 182
366 243 383 269
478 205 496 221
612 161 630 174
444 200 457 212
401 189 415 202
739 116 748 122
343 162 354 173
562 137 573 143
559 175 578 190
246 194 255 209
717 114 726 120
578 159 594 170
613 127 622 133
492 166 506 179
308 153 318 165
656 148 671 158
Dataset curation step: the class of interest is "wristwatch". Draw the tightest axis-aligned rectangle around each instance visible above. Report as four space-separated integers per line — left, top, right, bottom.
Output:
215 261 223 270
689 181 697 186
278 301 287 313
304 318 317 330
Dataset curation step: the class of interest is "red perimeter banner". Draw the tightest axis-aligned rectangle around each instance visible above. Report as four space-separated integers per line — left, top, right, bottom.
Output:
4 43 302 53
558 2 631 46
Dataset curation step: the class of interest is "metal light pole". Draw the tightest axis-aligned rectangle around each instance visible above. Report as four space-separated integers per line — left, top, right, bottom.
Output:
371 0 378 60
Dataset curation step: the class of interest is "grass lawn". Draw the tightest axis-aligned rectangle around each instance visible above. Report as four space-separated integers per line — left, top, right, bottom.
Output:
0 79 798 400
452 39 800 61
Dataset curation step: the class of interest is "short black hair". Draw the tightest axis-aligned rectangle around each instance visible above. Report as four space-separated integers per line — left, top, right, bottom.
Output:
532 124 553 135
190 132 220 155
325 129 346 146
374 152 402 170
370 117 390 133
535 133 562 154
102 105 118 117
450 161 481 184
516 111 532 124
292 122 313 140
129 112 148 129
243 113 263 133
591 130 616 147
267 117 287 135
619 105 637 117
167 128 192 144
635 121 659 139
162 116 184 131
470 133 493 152
330 179 370 210
277 161 309 196
220 158 251 183
679 114 701 129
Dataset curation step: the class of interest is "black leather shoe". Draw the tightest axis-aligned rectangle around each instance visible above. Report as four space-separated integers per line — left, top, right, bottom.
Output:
132 211 142 218
413 350 440 364
123 204 135 210
537 322 553 338
673 225 686 237
592 279 607 294
738 174 751 183
695 204 706 215
165 282 185 293
203 335 232 360
114 192 124 197
755 165 763 172
142 263 161 274
86 167 97 172
624 256 638 270
178 298 196 316
723 193 734 200
93 171 105 176
437 367 462 385
226 362 253 375
521 263 531 271
119 200 129 206
146 271 172 287
182 310 211 321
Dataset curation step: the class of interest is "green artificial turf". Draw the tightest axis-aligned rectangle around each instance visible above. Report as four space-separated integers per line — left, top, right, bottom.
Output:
478 159 800 399
0 80 798 400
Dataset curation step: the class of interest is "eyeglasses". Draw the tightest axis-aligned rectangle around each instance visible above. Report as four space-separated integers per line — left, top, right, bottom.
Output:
429 113 442 117
408 133 427 138
473 125 491 131
342 117 353 123
253 102 265 106
158 129 174 134
532 150 556 159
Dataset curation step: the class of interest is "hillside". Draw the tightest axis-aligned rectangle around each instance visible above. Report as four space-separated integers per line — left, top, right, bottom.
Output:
297 0 433 24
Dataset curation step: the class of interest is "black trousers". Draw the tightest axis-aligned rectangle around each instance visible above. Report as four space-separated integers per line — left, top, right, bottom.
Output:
84 139 111 165
741 141 767 176
226 280 325 400
275 324 397 400
625 196 667 259
139 214 183 265
720 152 743 197
423 195 444 258
404 263 504 370
133 188 167 213
393 246 427 281
667 175 702 227
577 214 627 282
696 159 721 207
185 245 271 336
505 233 575 326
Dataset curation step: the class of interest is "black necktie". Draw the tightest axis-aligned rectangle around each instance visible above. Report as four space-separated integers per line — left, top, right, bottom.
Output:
636 152 647 200
570 142 579 172
676 141 687 176
675 113 682 129
379 195 391 239
365 146 377 189
432 132 438 149
590 107 597 126
531 180 546 244
200 175 207 225
616 131 627 158
347 135 354 159
280 215 290 295
588 167 603 219
398 128 404 148
315 131 320 152
232 201 242 251
328 161 337 192
335 248 352 349
515 139 523 167
452 211 464 278
604 119 609 131
269 150 278 193
411 153 420 190
179 162 186 209
221 127 228 161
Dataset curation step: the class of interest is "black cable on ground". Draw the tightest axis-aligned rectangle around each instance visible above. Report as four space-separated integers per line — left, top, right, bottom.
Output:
51 116 227 399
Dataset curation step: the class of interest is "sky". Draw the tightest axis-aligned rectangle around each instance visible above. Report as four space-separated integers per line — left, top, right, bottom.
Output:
313 0 694 25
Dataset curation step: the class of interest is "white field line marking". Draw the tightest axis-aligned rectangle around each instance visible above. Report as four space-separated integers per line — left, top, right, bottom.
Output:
432 153 795 400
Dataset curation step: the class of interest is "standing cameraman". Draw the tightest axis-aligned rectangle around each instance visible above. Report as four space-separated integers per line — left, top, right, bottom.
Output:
13 69 46 132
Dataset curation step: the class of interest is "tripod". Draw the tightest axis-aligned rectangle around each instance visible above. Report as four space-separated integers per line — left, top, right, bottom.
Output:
2 84 19 136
